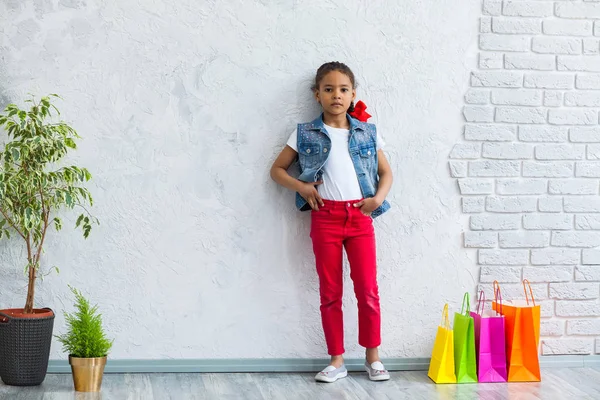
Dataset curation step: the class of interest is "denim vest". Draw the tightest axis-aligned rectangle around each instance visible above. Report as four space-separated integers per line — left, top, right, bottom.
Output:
295 114 391 218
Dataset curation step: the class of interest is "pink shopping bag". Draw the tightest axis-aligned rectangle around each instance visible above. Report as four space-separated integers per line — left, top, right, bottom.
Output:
469 283 507 383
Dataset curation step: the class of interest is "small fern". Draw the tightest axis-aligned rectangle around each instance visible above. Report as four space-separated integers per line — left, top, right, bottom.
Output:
55 286 113 358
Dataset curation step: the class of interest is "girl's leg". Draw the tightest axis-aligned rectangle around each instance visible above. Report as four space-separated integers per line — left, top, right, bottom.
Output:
344 214 381 354
345 207 389 381
365 347 380 364
311 209 346 358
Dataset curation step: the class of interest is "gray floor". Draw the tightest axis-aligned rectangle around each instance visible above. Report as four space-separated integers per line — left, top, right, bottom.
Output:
0 368 599 400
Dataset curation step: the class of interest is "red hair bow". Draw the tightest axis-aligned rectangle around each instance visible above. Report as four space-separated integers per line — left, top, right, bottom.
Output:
349 100 372 122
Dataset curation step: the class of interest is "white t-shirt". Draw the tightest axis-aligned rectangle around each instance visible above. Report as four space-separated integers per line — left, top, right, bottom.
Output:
286 124 385 201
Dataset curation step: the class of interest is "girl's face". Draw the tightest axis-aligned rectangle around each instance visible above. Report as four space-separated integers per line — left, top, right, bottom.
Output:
315 70 356 117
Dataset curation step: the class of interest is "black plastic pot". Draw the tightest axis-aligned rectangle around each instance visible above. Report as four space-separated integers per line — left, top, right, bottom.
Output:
0 308 54 386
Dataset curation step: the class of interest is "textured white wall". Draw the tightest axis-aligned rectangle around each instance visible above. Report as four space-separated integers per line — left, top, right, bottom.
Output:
454 0 600 356
0 0 482 360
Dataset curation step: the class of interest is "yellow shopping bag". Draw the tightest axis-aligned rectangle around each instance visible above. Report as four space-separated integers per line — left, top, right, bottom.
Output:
428 304 457 383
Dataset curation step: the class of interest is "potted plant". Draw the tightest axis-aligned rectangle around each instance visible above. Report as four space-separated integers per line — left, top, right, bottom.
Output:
0 95 97 386
55 286 113 392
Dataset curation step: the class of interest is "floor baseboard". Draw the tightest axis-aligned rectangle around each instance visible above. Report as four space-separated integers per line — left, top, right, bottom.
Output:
46 355 600 374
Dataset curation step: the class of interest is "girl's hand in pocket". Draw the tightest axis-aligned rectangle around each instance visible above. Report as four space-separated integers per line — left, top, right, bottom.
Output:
298 181 324 211
353 197 381 216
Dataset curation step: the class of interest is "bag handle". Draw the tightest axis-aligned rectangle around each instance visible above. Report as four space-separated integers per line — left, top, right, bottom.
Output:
476 290 485 315
440 303 450 329
494 280 503 316
461 292 470 316
523 279 536 306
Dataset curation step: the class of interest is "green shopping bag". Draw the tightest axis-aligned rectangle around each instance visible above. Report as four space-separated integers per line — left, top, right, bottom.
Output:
453 292 477 383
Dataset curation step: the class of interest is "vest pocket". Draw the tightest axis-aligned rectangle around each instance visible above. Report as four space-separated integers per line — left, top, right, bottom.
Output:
299 143 321 168
357 145 378 178
358 145 375 158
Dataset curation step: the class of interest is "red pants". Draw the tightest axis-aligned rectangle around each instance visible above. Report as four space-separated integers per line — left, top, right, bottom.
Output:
310 199 381 355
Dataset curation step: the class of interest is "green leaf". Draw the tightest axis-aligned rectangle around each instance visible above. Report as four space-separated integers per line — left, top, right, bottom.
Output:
65 138 76 149
75 214 84 228
11 148 20 161
53 217 62 231
65 192 73 207
25 207 32 222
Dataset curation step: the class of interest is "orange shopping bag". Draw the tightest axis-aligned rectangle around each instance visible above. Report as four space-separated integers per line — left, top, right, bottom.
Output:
492 280 541 382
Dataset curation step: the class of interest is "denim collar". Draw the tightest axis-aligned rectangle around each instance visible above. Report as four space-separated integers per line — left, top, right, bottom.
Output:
306 113 365 133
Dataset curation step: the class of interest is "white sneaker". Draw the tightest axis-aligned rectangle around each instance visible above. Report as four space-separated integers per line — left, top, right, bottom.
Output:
315 364 348 383
365 361 390 381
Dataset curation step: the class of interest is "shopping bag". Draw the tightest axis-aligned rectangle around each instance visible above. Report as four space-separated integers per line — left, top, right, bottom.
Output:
492 280 541 382
453 292 477 383
428 304 457 383
470 287 507 382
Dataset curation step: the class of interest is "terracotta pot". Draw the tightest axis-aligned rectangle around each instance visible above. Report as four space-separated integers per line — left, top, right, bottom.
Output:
69 355 107 392
0 308 54 322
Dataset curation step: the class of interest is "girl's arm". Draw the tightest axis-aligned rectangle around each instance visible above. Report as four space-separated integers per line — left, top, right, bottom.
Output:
270 145 324 210
354 149 393 215
373 150 393 205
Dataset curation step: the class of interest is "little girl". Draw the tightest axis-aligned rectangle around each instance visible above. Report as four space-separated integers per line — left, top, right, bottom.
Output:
270 62 393 383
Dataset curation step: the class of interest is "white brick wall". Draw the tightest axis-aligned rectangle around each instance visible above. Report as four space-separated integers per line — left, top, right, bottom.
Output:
454 0 600 355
